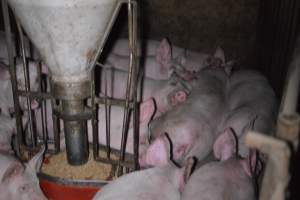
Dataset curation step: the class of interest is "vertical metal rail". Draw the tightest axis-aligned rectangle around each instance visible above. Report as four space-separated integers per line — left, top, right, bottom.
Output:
131 1 139 170
1 0 23 157
104 69 111 159
50 80 60 154
91 67 99 159
91 0 124 163
16 21 36 148
117 0 138 175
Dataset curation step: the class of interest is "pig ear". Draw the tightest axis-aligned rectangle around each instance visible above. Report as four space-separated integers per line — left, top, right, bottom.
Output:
183 156 196 183
156 38 172 69
2 162 24 183
0 62 10 80
139 135 171 168
178 156 196 193
27 145 46 172
139 98 156 123
240 150 258 177
169 90 188 106
213 47 225 64
213 128 237 161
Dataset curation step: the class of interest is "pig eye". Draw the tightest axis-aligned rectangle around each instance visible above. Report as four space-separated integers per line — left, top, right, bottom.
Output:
19 184 29 193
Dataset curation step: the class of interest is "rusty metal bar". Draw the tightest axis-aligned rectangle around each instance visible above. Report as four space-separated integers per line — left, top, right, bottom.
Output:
89 0 126 71
1 0 23 157
104 69 111 159
16 20 36 148
131 0 139 170
91 0 124 164
94 96 134 107
117 0 139 176
91 66 99 160
18 90 52 99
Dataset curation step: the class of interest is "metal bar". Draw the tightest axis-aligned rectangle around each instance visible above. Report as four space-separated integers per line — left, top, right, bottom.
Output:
16 20 36 148
17 90 52 99
95 96 134 107
91 66 99 160
49 80 60 154
104 69 111 159
2 0 23 157
40 99 47 143
89 0 126 72
117 0 136 176
131 1 139 170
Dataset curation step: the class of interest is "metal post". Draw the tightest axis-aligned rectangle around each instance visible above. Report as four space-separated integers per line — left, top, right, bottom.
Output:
1 0 23 157
16 21 36 148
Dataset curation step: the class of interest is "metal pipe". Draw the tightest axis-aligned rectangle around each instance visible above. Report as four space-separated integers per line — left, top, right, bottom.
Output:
89 0 126 71
104 69 111 159
16 21 36 148
2 0 23 157
62 100 89 165
117 0 138 176
49 81 60 154
91 67 99 160
131 1 139 170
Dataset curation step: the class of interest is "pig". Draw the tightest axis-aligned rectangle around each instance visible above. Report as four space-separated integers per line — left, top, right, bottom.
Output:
0 146 47 200
106 38 189 81
0 114 28 153
87 98 156 154
222 69 278 157
110 38 163 56
100 67 191 116
140 67 230 167
0 115 16 154
92 155 195 200
107 38 229 76
0 58 46 116
181 128 256 200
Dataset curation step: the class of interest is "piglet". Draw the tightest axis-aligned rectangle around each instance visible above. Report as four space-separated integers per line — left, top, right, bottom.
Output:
0 58 46 116
100 68 190 116
92 154 195 200
0 146 47 200
223 69 278 157
181 128 256 200
140 67 229 167
105 38 175 81
0 115 20 153
109 38 215 74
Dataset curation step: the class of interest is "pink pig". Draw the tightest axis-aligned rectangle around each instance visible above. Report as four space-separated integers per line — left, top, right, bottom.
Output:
181 128 256 200
0 146 47 200
92 154 195 200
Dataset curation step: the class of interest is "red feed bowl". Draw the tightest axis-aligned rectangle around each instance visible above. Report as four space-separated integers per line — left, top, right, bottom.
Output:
38 172 109 200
